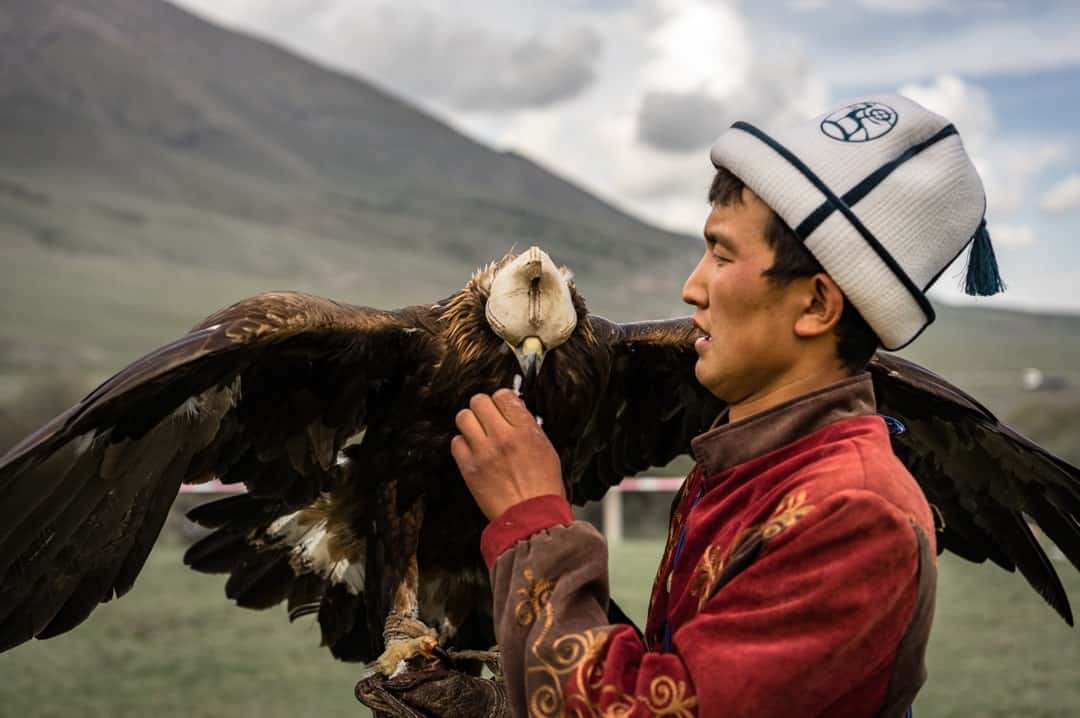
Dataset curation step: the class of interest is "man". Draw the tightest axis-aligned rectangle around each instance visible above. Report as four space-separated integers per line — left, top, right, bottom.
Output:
451 95 1001 717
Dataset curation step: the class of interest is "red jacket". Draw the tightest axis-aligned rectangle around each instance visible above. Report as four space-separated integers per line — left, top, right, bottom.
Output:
482 373 938 718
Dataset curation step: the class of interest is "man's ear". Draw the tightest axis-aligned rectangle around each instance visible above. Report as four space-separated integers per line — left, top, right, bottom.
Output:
793 272 844 339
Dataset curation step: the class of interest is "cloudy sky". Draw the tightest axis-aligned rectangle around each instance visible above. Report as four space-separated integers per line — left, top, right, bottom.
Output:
171 0 1080 313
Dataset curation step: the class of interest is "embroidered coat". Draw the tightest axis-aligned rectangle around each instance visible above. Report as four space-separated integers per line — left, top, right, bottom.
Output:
480 373 938 718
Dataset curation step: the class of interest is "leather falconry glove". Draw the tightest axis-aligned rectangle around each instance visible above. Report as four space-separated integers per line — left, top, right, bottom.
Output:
355 662 511 718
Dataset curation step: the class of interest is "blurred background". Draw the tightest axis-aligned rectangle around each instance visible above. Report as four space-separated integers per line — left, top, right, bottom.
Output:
1 0 1078 715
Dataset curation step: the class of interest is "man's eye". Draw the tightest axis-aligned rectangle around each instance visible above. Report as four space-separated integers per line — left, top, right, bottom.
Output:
712 253 730 265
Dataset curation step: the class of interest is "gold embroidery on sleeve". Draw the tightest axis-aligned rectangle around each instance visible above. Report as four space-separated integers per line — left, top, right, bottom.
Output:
591 676 697 717
516 567 697 717
639 675 698 717
515 568 556 626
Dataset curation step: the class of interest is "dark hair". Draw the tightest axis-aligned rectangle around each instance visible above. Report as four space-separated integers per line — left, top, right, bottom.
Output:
708 167 879 373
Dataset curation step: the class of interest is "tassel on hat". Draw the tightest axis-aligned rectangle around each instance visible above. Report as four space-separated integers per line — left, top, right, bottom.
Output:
963 219 1005 296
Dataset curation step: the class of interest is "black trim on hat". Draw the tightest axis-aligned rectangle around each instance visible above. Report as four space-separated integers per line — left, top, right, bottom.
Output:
796 124 958 238
730 120 937 333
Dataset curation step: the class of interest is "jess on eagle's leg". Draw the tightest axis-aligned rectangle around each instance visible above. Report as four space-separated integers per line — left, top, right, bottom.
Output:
362 479 501 679
357 475 508 717
369 484 437 678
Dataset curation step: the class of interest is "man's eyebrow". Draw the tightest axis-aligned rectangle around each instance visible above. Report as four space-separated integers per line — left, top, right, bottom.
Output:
704 230 738 254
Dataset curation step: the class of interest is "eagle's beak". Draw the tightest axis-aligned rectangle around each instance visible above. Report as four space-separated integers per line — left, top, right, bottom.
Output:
514 336 545 388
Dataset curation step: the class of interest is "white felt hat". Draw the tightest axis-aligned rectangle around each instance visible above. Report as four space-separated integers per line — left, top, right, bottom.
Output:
710 93 1003 350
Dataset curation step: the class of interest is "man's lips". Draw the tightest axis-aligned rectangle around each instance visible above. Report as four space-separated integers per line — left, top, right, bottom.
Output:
692 321 711 352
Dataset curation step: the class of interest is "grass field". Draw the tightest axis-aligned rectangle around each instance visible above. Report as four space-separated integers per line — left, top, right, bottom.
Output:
1 532 1077 717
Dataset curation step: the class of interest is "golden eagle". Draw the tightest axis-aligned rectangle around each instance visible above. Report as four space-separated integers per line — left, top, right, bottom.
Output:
0 247 1078 676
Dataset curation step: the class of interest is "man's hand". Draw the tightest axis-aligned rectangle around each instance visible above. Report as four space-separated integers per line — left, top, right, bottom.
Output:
451 388 564 520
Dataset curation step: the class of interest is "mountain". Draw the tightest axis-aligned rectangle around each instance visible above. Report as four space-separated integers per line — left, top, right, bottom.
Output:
0 0 695 313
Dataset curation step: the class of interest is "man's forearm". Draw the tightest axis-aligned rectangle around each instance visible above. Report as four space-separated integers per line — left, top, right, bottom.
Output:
487 507 699 718
490 518 611 716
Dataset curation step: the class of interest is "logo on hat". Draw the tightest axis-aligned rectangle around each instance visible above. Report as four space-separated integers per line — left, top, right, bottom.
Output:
820 101 898 143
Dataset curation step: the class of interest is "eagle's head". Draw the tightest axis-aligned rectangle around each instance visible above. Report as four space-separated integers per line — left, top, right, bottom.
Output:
484 246 578 386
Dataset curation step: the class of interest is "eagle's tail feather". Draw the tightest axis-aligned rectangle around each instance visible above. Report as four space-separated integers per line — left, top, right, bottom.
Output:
225 549 295 610
288 573 326 621
183 528 255 574
319 582 372 662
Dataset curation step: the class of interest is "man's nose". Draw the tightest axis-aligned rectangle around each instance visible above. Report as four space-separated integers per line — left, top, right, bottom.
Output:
682 256 708 307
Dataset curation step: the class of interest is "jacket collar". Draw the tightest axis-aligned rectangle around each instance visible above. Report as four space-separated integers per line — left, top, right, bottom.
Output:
690 372 877 477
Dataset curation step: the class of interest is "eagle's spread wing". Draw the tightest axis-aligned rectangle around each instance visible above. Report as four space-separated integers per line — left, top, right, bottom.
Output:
574 316 1080 625
0 291 433 651
569 316 724 503
869 352 1080 625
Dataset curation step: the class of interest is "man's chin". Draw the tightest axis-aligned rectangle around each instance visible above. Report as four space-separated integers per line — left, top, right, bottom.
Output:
693 363 726 399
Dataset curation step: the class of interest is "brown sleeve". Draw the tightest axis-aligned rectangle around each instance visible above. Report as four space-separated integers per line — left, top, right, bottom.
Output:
490 520 699 717
489 520 613 716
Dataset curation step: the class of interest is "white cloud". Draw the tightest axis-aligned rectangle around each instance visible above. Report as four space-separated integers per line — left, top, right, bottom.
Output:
787 0 830 12
443 26 602 111
820 16 1080 86
1004 142 1072 180
856 0 948 13
634 0 750 155
172 0 603 112
641 0 750 97
634 0 828 155
484 0 833 233
989 223 1037 248
897 74 995 148
489 94 718 234
791 0 1020 16
979 141 1071 215
1041 174 1080 214
636 90 729 152
636 56 829 154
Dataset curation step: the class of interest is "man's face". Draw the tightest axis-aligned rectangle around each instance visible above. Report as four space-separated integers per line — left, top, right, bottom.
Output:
682 188 807 404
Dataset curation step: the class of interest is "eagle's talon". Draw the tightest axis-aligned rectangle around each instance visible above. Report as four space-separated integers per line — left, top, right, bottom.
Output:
432 644 456 669
373 634 440 677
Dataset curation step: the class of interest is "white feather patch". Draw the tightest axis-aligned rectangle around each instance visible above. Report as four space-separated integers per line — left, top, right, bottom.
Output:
267 510 365 594
172 378 242 425
175 396 201 420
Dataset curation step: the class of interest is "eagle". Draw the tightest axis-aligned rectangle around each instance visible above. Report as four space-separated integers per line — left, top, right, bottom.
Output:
1 246 1078 678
